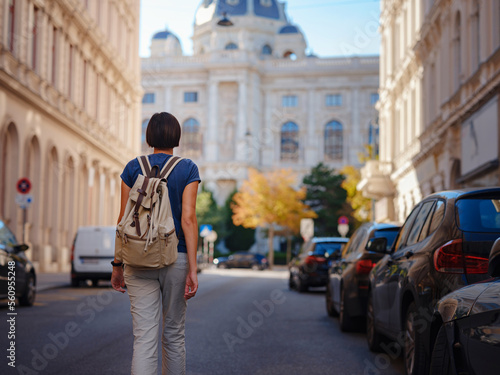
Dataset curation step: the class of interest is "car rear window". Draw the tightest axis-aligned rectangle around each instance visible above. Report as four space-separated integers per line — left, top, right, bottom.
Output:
456 198 500 232
313 242 346 256
373 229 399 251
0 221 17 247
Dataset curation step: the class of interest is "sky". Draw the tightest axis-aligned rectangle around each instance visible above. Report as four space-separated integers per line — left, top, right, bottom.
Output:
139 0 381 58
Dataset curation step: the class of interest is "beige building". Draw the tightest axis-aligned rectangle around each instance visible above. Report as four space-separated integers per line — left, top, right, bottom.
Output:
141 0 380 205
359 0 500 223
0 0 142 272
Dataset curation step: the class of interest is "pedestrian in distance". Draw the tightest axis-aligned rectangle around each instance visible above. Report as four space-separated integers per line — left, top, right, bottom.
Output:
111 112 200 375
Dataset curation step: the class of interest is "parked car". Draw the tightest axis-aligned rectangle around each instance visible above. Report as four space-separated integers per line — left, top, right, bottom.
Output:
0 219 36 306
326 222 400 331
429 237 500 375
289 237 349 292
214 252 268 270
366 188 500 375
71 226 116 287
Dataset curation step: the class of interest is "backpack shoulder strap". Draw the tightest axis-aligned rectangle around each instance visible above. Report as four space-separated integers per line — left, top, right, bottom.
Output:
159 156 183 179
137 156 152 177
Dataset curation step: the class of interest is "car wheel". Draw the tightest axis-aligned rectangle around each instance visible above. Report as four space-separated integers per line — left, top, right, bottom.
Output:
404 302 429 375
288 274 295 290
366 291 383 352
91 279 99 287
326 283 338 317
429 325 454 375
251 264 260 271
297 276 308 293
71 277 80 287
19 273 36 306
339 287 353 332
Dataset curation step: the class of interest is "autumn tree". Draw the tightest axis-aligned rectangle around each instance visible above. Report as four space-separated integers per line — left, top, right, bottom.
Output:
231 168 317 269
340 165 372 225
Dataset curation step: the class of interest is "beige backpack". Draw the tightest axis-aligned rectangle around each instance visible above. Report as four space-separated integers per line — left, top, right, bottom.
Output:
115 155 183 269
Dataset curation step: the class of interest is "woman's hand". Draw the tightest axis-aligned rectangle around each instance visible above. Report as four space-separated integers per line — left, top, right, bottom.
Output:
184 271 198 300
111 267 126 293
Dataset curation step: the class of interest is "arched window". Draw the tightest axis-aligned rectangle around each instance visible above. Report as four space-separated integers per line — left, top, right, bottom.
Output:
141 119 149 153
470 1 479 72
262 45 272 55
225 43 238 50
182 118 202 158
324 121 343 161
280 121 299 161
453 12 461 91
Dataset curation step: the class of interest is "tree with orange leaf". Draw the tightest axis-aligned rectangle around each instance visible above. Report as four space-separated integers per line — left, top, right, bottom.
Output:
231 168 317 269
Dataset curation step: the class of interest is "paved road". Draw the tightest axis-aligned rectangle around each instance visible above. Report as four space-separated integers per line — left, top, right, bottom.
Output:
0 268 404 374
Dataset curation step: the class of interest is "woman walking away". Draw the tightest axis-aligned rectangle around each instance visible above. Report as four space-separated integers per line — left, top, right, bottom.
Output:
111 112 200 375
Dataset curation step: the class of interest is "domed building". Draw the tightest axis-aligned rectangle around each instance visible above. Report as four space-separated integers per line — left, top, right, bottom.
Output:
141 0 379 204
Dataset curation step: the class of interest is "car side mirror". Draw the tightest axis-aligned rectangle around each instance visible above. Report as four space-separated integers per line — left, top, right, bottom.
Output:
366 238 388 253
488 238 500 277
13 244 29 253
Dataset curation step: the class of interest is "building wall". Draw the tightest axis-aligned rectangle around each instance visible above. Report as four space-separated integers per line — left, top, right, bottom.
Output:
362 0 500 223
0 0 142 272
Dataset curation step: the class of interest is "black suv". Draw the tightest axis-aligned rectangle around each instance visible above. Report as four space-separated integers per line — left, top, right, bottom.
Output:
0 219 36 306
326 222 400 331
366 188 500 375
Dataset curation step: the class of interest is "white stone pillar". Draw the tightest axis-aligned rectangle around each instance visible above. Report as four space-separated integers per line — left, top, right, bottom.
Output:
236 77 247 161
305 89 316 165
206 79 218 162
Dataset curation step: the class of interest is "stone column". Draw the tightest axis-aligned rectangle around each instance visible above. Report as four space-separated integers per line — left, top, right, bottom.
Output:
350 88 360 164
236 76 248 161
206 79 219 162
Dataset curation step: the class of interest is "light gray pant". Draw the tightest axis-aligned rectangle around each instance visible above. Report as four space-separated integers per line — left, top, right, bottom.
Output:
124 253 188 375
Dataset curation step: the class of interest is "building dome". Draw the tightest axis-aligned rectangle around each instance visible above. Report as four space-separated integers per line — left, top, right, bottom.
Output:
278 25 299 34
150 29 183 57
195 0 286 26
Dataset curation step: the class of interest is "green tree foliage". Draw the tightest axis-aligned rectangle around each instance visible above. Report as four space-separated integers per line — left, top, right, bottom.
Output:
223 191 255 252
302 163 351 237
340 165 371 225
196 186 225 240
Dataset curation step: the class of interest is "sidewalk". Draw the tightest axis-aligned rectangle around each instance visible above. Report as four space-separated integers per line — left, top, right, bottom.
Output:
36 272 71 292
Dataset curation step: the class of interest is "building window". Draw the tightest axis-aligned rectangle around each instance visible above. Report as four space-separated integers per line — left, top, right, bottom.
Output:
8 0 16 53
280 121 299 161
51 27 58 85
184 92 198 103
282 95 298 108
141 119 149 151
453 12 461 91
142 93 155 104
326 94 342 107
324 121 343 161
225 43 238 50
262 45 272 55
29 6 39 70
182 118 202 157
370 93 379 106
283 51 297 60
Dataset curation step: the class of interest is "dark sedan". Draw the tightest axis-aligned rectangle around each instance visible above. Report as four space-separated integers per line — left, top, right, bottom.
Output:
289 237 349 292
0 219 36 306
326 222 400 331
367 188 500 375
430 238 500 375
214 252 268 270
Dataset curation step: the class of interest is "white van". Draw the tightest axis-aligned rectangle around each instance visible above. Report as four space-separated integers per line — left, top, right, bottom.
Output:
71 226 116 287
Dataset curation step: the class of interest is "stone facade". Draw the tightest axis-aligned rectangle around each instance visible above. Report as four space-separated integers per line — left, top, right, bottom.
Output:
141 0 380 205
0 0 142 272
359 0 500 223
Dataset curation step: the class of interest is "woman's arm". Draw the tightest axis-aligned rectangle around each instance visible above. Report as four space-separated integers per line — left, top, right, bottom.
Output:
181 181 199 300
111 181 130 293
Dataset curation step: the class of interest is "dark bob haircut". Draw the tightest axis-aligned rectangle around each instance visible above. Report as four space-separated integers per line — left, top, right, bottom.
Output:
146 112 181 149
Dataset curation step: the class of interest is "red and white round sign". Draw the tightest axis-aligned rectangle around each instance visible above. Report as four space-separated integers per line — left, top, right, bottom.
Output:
16 178 32 194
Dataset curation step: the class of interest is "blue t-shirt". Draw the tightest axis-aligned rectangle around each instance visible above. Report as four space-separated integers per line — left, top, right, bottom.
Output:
120 154 201 253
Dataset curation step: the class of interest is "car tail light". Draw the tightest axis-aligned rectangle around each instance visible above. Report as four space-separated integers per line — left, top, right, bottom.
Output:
433 239 488 274
305 256 326 265
70 243 75 262
356 259 375 274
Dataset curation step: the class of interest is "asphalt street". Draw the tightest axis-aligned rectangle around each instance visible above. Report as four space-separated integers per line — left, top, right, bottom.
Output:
0 268 404 375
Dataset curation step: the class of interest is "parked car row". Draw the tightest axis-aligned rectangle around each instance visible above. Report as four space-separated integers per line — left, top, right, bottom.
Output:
289 187 500 375
214 252 268 270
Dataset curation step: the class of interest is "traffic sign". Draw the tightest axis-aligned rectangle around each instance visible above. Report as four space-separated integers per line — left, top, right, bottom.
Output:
206 230 218 243
338 216 349 225
300 218 314 242
200 224 213 237
15 194 33 209
338 223 349 237
16 178 32 194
